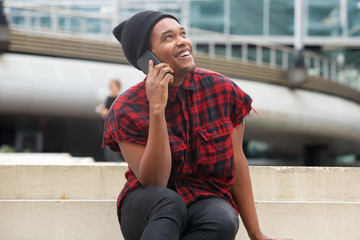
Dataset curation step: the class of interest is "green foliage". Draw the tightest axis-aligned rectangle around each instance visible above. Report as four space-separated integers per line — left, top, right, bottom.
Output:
0 145 15 153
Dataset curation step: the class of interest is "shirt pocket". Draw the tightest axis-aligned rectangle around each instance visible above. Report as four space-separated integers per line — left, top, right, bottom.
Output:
196 120 234 176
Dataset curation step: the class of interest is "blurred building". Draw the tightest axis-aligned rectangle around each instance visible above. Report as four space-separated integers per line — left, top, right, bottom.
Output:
1 0 360 165
5 0 360 66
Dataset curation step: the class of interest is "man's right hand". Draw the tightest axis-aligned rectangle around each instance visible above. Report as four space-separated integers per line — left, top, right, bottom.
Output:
145 60 174 112
119 60 174 188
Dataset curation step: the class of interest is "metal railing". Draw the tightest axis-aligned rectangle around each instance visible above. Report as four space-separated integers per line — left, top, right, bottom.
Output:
3 1 360 92
189 28 360 90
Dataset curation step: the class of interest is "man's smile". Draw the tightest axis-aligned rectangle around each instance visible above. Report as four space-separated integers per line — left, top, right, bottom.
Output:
174 48 192 59
176 50 191 58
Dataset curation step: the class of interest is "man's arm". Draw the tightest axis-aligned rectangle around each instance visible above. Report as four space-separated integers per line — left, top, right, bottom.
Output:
118 61 174 188
231 123 291 240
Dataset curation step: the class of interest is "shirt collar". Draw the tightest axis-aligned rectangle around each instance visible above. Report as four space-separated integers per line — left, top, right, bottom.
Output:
168 72 195 102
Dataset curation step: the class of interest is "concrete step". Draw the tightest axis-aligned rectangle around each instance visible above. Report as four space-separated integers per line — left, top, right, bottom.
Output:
0 199 359 240
250 166 360 202
1 164 360 202
0 163 128 200
0 153 96 165
2 163 360 239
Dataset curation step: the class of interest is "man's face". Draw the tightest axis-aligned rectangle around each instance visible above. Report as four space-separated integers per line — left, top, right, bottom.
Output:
150 18 196 78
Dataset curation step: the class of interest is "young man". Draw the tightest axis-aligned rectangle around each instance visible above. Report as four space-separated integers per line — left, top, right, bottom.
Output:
103 10 289 240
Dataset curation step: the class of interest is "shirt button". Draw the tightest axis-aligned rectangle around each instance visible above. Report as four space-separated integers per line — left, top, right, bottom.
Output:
186 161 190 165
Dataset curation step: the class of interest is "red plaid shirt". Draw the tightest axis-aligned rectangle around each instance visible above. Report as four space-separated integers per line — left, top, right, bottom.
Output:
103 68 252 222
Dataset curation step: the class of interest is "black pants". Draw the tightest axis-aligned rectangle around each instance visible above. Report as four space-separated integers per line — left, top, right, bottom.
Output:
120 186 239 240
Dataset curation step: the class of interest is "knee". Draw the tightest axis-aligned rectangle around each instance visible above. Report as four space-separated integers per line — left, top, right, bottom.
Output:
216 212 239 239
213 207 239 239
147 187 187 226
200 200 238 239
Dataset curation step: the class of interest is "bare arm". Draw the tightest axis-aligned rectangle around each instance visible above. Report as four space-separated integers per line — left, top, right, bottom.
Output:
118 61 174 188
231 123 291 240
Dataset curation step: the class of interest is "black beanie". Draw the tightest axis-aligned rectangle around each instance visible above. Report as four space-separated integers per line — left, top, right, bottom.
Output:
113 10 179 70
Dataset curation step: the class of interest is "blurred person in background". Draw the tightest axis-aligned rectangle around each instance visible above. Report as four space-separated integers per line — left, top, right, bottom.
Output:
97 78 124 162
96 78 122 118
103 10 290 240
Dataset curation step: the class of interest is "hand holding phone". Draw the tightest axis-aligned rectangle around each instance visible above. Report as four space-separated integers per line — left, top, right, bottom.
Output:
142 50 174 111
137 50 161 75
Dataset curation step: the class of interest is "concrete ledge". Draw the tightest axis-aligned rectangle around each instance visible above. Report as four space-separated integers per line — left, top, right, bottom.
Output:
250 166 360 202
0 200 119 240
0 164 128 199
1 164 360 239
238 201 360 240
1 165 360 201
1 200 359 240
0 153 96 165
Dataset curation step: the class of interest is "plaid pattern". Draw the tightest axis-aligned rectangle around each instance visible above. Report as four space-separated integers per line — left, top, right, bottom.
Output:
102 68 252 223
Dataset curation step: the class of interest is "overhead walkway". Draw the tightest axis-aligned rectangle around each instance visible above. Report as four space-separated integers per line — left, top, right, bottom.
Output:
2 27 360 157
7 27 360 104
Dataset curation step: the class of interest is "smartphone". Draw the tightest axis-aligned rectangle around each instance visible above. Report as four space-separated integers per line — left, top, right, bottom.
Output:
137 50 161 75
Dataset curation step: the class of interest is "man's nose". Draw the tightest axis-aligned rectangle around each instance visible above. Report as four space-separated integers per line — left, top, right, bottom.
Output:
175 36 187 46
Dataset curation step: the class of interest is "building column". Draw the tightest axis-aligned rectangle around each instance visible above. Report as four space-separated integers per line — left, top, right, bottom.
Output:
0 0 10 52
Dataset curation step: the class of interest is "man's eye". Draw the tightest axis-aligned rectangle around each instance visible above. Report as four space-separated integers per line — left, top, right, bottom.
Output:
181 31 186 36
165 35 172 39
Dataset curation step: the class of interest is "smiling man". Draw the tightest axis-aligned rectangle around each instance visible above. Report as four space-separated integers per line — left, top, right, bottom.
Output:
103 10 289 240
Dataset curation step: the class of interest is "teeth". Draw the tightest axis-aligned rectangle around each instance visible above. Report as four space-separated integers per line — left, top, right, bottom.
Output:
179 51 190 57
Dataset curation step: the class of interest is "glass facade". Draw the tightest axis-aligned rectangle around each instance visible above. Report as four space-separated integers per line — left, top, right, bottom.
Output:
3 0 360 74
5 0 360 37
190 1 225 33
188 0 360 37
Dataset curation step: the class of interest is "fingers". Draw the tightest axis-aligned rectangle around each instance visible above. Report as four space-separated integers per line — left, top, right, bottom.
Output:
145 61 173 110
148 60 174 84
164 72 174 84
158 67 174 85
148 59 155 76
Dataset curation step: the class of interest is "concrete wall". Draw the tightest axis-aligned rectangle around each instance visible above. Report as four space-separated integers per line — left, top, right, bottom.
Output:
1 163 360 239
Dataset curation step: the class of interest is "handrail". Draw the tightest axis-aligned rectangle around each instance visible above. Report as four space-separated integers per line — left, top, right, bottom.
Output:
7 27 360 104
